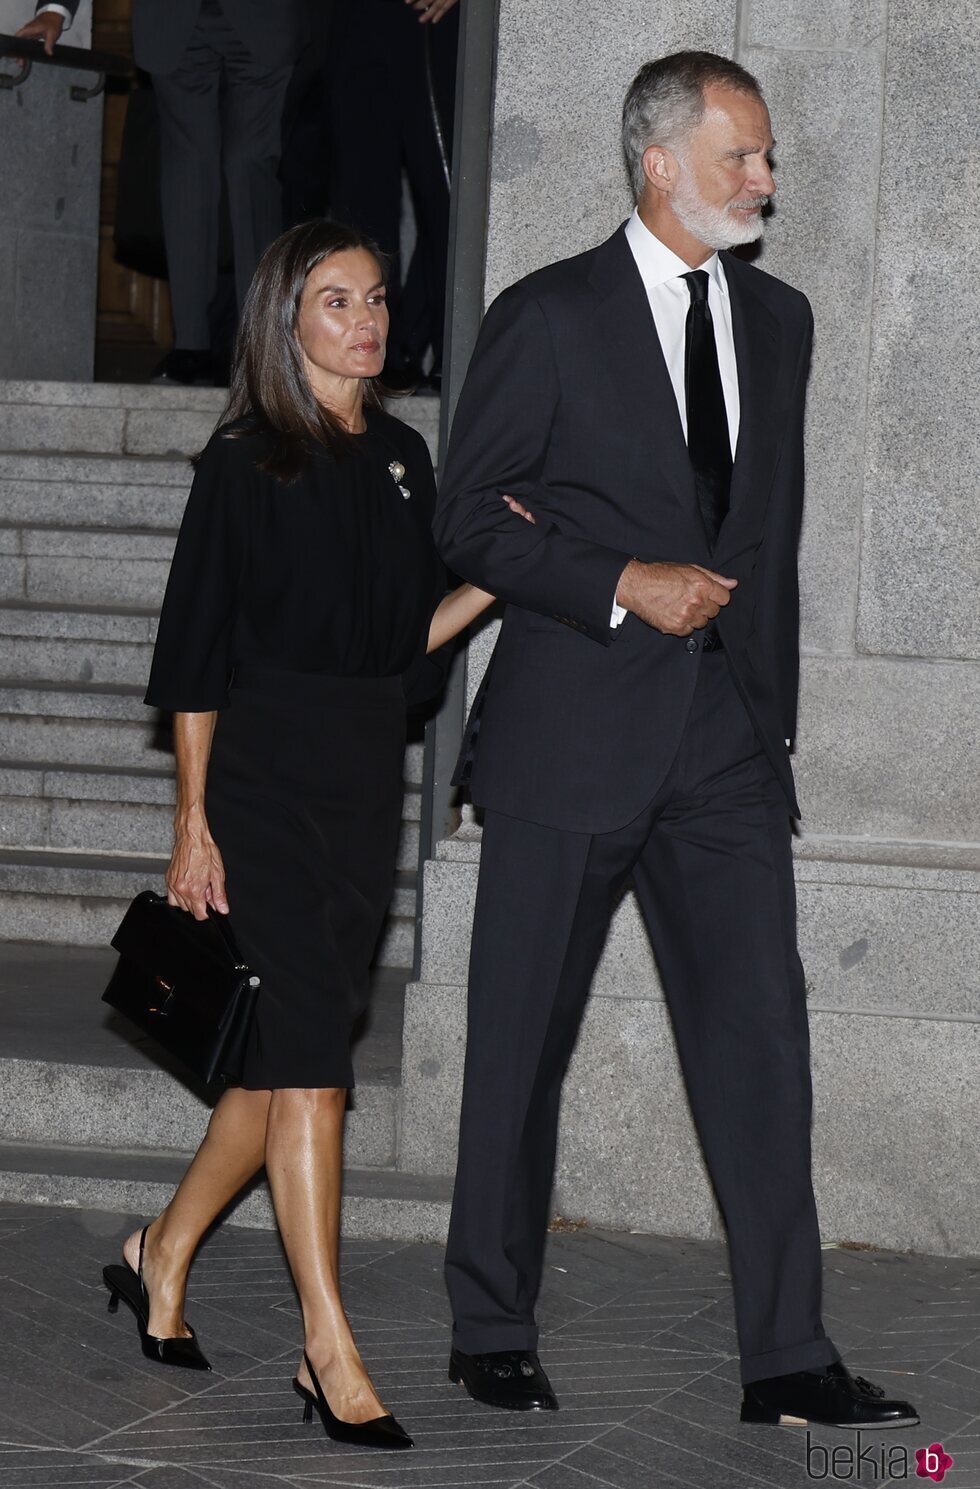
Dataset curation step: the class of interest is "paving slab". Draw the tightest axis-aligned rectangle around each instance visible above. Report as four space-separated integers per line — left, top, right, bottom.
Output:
0 1203 974 1488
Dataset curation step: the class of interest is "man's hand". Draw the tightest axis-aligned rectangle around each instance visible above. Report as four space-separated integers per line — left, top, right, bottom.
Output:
14 11 66 56
405 0 459 22
616 559 737 636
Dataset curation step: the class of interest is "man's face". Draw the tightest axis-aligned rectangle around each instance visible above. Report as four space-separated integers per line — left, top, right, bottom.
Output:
669 84 776 250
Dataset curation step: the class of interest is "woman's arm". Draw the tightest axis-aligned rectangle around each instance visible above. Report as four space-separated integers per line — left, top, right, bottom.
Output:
426 583 496 653
167 711 229 920
424 495 536 653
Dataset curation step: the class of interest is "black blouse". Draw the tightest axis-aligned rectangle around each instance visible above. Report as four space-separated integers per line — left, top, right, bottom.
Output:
145 406 448 712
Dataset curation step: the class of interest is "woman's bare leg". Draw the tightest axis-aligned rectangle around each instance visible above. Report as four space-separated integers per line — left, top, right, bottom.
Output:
122 1085 271 1337
265 1086 386 1424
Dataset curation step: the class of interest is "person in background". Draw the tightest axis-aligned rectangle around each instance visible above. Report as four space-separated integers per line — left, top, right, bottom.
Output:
279 0 335 230
329 0 460 392
14 0 77 54
24 0 303 387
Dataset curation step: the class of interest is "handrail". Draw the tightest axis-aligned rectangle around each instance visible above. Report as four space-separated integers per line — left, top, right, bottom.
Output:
0 32 133 99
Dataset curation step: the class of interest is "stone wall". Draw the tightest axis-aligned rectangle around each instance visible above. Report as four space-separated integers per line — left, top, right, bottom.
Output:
401 1 980 1253
0 0 100 381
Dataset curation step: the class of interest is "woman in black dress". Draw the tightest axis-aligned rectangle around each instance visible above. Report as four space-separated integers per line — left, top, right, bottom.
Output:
103 221 497 1450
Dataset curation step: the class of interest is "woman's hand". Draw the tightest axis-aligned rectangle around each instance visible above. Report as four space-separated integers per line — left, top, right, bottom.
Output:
167 815 229 920
405 0 459 22
502 494 536 523
168 711 225 919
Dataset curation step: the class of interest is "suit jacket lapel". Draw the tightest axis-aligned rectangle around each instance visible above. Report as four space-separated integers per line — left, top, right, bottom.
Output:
714 253 782 565
586 230 705 549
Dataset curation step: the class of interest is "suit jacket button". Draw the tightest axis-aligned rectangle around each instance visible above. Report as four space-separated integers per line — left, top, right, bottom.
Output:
685 637 699 653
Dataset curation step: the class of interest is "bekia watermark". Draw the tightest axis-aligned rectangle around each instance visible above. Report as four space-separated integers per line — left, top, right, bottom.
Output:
805 1432 954 1481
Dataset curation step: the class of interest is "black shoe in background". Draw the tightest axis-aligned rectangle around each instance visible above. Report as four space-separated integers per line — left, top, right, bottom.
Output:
150 349 215 387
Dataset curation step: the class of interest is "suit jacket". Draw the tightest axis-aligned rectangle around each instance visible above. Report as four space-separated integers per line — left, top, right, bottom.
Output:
433 226 813 835
41 0 304 73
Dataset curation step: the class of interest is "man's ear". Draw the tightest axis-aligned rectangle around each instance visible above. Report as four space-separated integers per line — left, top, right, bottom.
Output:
641 144 678 200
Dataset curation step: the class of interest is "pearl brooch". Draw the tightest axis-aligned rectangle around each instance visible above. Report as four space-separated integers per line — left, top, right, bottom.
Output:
388 460 411 500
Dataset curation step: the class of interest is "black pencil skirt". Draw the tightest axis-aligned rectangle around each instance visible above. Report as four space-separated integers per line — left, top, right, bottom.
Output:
205 666 407 1089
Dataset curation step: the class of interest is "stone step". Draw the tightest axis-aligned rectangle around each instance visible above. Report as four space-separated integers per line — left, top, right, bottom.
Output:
0 525 176 609
0 684 426 783
0 794 422 866
0 1144 452 1242
0 603 156 686
0 848 417 963
0 759 424 809
0 603 158 643
0 762 422 861
0 382 226 458
0 381 441 462
0 452 191 530
0 682 209 771
0 945 406 1168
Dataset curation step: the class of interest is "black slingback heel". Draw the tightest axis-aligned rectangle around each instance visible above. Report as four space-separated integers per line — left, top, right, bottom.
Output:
292 1350 413 1449
102 1225 212 1371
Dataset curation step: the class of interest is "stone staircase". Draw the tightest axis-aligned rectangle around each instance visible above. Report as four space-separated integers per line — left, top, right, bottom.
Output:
0 381 452 1239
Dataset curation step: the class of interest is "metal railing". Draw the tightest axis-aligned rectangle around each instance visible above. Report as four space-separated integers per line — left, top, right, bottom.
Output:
0 32 131 99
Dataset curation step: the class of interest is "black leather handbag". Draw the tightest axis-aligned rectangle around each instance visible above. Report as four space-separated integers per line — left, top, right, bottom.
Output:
103 891 260 1087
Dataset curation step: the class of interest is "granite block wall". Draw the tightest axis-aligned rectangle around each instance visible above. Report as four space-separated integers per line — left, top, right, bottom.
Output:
406 0 980 1250
0 16 101 382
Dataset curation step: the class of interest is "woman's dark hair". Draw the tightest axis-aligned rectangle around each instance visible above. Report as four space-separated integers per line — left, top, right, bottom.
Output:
221 219 388 481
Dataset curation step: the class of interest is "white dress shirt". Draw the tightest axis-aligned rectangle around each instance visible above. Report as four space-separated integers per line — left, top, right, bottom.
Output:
609 209 740 626
36 4 74 30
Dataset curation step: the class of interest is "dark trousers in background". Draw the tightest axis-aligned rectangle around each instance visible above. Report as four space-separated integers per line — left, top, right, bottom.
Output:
329 0 458 371
152 0 291 349
279 0 336 227
445 651 841 1385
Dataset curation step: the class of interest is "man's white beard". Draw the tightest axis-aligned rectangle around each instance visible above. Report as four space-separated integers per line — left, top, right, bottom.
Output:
671 164 768 250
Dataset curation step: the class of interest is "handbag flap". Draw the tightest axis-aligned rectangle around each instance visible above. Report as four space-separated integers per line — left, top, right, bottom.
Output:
110 892 257 1024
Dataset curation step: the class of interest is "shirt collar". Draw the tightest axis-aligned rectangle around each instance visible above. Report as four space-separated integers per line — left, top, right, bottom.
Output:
624 208 724 294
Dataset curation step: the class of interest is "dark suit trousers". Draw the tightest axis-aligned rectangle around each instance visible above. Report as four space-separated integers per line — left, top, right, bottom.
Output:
328 0 457 366
445 650 840 1385
152 0 291 348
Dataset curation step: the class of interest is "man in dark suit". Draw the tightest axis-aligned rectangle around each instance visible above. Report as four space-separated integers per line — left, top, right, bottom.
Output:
433 51 918 1431
28 0 302 385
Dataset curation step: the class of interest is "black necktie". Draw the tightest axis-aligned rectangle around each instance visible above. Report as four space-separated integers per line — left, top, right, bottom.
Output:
682 270 732 549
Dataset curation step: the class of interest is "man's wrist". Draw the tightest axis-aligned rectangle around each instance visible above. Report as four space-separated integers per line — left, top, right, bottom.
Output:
615 558 641 613
36 3 71 28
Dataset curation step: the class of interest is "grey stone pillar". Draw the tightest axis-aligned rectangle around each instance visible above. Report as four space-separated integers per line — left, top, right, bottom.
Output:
401 0 980 1255
0 5 102 381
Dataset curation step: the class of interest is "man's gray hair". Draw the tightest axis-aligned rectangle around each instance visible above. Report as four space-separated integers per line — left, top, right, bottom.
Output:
622 51 764 202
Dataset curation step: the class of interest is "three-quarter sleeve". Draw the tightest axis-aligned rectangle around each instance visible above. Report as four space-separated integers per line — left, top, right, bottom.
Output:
144 433 247 712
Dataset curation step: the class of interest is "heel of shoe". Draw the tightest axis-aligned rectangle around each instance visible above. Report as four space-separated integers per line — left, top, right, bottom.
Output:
293 1378 315 1425
448 1358 462 1385
107 1290 120 1315
740 1397 784 1425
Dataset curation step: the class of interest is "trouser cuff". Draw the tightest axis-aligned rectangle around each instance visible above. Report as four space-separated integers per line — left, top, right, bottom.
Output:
451 1323 540 1356
740 1335 840 1385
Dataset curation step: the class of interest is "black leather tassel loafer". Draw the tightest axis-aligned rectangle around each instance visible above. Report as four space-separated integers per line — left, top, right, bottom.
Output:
449 1348 559 1411
293 1351 413 1449
102 1226 211 1371
741 1362 919 1429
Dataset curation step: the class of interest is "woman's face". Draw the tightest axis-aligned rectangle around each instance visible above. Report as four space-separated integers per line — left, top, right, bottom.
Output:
295 248 389 402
